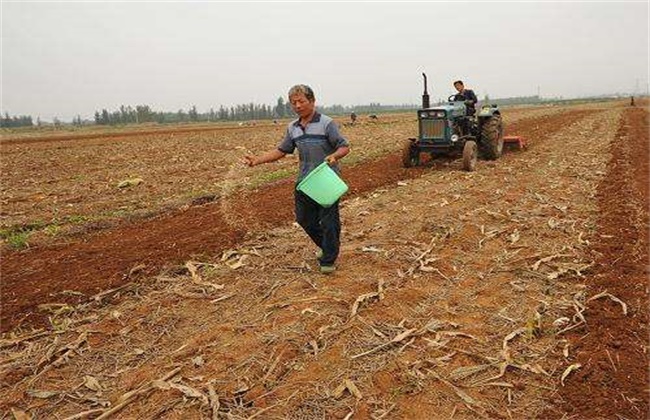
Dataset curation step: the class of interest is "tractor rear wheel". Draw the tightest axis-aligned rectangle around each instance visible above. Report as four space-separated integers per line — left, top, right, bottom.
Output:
402 140 419 167
462 140 477 171
480 115 504 160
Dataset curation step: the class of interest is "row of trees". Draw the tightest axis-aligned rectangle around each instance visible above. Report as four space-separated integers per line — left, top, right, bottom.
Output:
6 94 591 128
91 99 417 126
484 95 542 106
1 113 34 128
93 102 287 125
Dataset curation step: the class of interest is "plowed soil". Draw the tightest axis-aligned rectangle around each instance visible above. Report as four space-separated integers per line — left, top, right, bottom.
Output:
550 106 649 419
1 101 648 419
1 109 590 332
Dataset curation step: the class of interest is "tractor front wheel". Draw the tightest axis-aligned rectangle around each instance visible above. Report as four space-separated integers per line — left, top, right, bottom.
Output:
480 115 504 160
462 140 477 171
402 140 419 168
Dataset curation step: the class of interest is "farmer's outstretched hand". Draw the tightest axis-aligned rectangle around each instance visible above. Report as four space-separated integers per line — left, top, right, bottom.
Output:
325 154 337 165
243 155 257 167
243 149 286 167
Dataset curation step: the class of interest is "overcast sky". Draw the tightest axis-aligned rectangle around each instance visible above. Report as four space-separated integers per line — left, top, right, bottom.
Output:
2 1 648 121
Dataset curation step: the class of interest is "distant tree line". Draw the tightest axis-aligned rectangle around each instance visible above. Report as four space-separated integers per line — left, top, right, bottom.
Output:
1 113 33 128
91 99 420 126
93 102 287 125
481 95 543 106
321 102 416 115
5 93 637 128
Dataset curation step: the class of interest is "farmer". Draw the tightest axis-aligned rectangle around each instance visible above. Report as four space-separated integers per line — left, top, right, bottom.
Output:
243 84 350 274
452 80 478 117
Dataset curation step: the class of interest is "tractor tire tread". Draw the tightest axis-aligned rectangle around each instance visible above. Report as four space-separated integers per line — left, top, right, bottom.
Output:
480 115 504 160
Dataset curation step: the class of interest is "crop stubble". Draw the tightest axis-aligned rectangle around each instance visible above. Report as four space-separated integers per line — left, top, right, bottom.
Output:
1 101 647 419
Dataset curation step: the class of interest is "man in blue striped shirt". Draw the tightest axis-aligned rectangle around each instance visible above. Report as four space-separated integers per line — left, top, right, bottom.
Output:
244 85 350 274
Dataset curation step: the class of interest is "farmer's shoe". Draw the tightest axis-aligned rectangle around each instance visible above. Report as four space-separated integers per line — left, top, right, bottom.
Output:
320 265 336 274
316 249 324 260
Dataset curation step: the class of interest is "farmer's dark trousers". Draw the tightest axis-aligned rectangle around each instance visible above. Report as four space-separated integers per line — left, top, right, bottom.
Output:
294 190 341 266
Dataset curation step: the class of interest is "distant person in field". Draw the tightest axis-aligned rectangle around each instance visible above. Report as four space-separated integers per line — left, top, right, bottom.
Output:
244 84 350 274
453 80 478 116
630 96 635 106
350 111 357 124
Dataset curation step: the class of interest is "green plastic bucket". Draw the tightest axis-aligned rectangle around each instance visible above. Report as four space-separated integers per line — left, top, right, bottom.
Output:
296 162 349 207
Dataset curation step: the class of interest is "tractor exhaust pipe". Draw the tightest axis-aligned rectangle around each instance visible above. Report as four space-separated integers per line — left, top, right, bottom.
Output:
422 73 430 109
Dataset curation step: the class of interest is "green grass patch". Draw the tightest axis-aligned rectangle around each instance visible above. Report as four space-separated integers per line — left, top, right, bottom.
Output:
182 189 213 200
99 209 130 218
0 219 46 245
3 230 30 249
65 214 89 224
1 215 92 247
45 224 61 237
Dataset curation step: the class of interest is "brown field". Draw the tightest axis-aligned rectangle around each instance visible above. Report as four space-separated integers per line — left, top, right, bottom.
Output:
1 100 648 419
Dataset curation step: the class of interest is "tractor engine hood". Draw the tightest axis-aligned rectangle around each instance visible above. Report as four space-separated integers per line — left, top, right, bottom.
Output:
419 102 466 119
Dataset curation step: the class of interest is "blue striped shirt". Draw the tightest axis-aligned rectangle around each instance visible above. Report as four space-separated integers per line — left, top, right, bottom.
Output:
277 112 349 182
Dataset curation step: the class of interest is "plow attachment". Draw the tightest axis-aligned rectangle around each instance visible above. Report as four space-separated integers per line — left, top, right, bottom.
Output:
503 135 527 151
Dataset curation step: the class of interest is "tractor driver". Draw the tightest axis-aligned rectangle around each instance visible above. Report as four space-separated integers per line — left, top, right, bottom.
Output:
453 80 478 117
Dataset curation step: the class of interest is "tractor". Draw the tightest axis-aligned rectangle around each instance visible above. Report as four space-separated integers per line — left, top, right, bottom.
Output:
402 73 504 171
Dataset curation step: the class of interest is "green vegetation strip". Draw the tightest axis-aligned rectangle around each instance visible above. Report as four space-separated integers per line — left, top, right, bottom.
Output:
0 215 89 250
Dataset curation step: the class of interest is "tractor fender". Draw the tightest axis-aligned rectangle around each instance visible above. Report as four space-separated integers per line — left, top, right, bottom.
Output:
478 105 500 118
